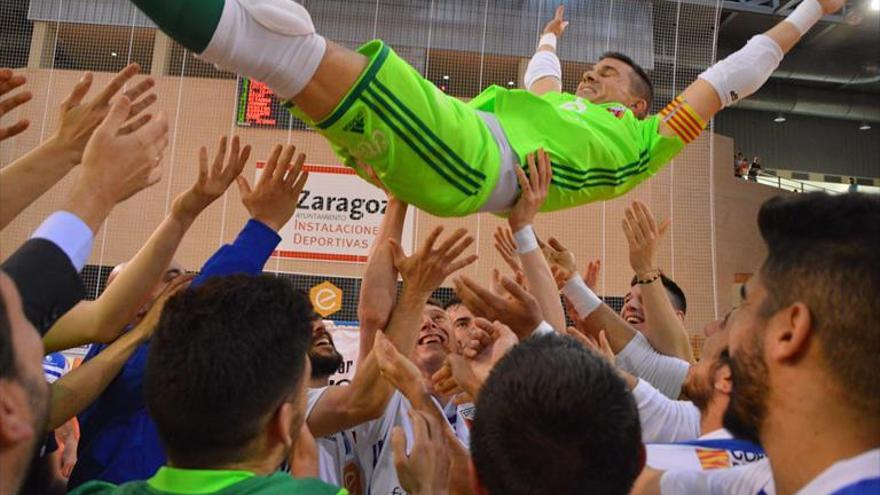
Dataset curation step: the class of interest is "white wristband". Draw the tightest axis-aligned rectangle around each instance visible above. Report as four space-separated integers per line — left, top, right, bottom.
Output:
785 0 822 35
538 33 557 50
531 321 555 337
562 273 603 317
514 225 539 254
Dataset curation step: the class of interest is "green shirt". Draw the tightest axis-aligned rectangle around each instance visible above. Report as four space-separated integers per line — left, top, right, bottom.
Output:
69 466 347 495
470 86 684 212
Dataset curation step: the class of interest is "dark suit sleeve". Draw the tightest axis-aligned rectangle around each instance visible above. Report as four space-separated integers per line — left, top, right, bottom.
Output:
1 238 85 335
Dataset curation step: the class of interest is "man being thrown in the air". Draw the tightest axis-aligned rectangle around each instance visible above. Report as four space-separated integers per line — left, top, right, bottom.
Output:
130 0 840 217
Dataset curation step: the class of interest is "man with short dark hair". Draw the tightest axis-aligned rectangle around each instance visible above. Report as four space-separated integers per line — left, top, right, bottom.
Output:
722 192 880 494
444 296 476 353
70 275 344 494
471 334 644 495
128 0 841 217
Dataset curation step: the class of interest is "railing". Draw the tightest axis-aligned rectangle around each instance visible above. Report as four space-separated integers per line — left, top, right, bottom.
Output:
740 170 839 194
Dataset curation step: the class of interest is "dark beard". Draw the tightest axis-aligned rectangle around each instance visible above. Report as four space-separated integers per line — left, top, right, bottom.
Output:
722 336 769 447
309 349 344 379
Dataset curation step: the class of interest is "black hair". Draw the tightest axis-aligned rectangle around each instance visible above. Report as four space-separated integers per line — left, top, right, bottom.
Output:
145 275 313 467
757 192 880 414
600 51 654 111
426 297 445 309
0 279 14 380
443 295 463 310
629 273 687 314
471 334 643 495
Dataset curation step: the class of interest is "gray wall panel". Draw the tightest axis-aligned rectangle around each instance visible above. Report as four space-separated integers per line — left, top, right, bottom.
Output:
716 109 880 179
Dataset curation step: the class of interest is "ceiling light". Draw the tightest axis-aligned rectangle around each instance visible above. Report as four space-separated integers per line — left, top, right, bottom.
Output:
442 75 450 80
773 113 786 123
110 51 118 57
871 0 878 12
507 80 515 86
859 122 871 130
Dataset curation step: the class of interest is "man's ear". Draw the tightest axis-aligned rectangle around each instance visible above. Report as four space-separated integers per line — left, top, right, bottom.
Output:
631 98 649 119
269 401 299 450
470 457 491 495
715 364 732 395
0 380 35 445
767 302 812 364
675 310 686 323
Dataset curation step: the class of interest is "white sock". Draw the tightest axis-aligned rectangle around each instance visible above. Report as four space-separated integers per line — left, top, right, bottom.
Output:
200 0 327 100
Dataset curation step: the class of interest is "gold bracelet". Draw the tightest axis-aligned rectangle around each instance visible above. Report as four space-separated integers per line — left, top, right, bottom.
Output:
636 269 661 285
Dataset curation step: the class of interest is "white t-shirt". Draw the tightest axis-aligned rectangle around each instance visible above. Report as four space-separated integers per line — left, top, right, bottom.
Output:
633 378 701 444
795 448 880 495
617 332 690 399
306 387 366 493
647 429 767 471
353 391 462 495
661 458 775 495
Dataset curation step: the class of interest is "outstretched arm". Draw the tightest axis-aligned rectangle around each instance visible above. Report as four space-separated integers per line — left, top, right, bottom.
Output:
358 171 408 362
658 0 841 142
623 202 694 363
47 276 191 430
524 5 568 96
42 136 250 353
0 64 156 230
0 68 32 141
307 227 478 438
508 150 566 332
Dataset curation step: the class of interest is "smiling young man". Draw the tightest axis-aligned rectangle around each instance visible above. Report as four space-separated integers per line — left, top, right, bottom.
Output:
128 0 841 217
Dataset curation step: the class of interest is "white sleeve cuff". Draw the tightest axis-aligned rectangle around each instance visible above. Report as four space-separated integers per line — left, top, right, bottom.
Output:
562 273 602 317
31 211 94 272
531 320 555 337
617 332 690 399
524 50 562 90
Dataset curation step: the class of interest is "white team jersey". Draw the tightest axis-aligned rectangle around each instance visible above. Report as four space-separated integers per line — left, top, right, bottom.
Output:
307 387 366 494
661 458 775 495
647 429 767 471
353 391 462 495
447 399 475 449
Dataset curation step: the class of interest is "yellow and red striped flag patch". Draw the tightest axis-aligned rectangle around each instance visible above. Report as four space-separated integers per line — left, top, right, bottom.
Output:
661 95 707 144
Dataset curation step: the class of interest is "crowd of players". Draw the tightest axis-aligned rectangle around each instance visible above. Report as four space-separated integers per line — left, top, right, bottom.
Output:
1 62 878 495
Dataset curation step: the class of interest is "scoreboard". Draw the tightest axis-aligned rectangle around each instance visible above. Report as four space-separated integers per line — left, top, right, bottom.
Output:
235 78 308 130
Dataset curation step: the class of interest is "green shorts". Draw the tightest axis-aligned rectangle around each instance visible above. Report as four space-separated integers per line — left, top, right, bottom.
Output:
287 41 501 217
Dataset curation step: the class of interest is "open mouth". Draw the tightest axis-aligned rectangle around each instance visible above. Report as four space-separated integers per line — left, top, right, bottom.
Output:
313 336 332 348
623 313 644 325
418 334 446 346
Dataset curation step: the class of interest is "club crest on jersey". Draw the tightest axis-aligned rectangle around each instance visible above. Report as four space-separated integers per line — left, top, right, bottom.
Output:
606 105 627 118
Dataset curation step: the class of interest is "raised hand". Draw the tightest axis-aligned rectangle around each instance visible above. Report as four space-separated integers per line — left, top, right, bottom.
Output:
622 201 669 276
393 409 450 495
493 226 522 274
542 5 569 38
63 96 168 232
453 275 542 340
389 226 478 298
508 149 552 232
130 273 194 341
53 63 157 160
0 68 32 141
374 331 426 400
545 237 577 279
236 144 308 232
584 258 601 290
172 136 251 221
434 318 517 399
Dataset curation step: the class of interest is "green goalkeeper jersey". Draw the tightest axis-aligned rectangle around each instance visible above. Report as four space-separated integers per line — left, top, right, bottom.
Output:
470 86 685 212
